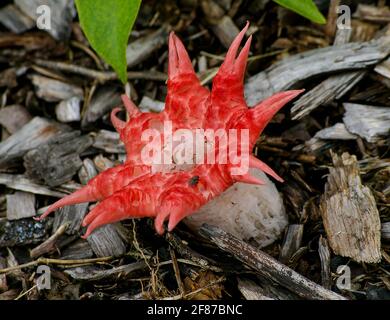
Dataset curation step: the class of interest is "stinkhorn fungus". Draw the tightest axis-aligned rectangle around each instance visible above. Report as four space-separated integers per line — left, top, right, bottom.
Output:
36 22 303 238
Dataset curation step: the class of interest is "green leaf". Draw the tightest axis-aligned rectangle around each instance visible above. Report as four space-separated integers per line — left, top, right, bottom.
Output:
273 0 326 24
75 0 141 83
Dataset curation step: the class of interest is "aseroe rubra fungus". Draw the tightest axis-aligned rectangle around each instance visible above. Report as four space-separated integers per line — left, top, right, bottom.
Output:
36 22 303 238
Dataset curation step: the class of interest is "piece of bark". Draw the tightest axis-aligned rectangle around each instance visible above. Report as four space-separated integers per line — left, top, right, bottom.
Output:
0 217 50 248
320 152 381 263
87 224 126 257
53 203 89 235
30 223 68 258
15 0 76 41
93 154 115 172
165 232 220 271
354 4 390 23
92 130 125 154
381 222 390 241
318 236 332 290
78 158 98 185
279 224 304 264
244 36 390 106
61 240 94 260
139 96 165 113
6 191 35 221
0 4 35 34
0 117 70 168
126 25 169 68
81 86 122 129
64 261 146 281
315 123 357 140
199 224 346 300
0 258 7 293
200 0 240 49
23 131 93 187
0 105 32 134
55 97 81 123
237 277 274 300
291 71 365 120
342 103 390 143
375 57 390 79
0 289 19 300
185 170 288 248
291 24 364 120
31 75 83 102
325 0 341 39
303 123 357 153
0 174 66 198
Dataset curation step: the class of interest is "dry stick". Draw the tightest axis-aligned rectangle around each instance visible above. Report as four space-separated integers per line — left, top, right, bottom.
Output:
33 59 167 82
199 224 346 300
0 256 113 274
169 247 185 296
30 223 69 259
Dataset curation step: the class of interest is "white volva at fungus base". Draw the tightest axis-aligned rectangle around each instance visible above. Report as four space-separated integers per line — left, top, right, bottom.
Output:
185 169 288 248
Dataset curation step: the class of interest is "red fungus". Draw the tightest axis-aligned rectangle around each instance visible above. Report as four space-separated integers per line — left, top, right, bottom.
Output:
36 22 304 238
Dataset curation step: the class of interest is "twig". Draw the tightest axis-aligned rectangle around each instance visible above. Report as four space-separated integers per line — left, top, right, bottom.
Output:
169 247 185 296
30 222 69 258
200 224 346 300
33 59 167 82
0 256 113 274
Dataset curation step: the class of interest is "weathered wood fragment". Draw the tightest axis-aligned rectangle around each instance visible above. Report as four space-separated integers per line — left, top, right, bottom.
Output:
126 25 170 68
0 218 50 248
315 123 357 140
0 105 32 134
87 224 126 257
0 117 70 168
200 0 239 49
24 131 93 187
93 154 115 172
320 152 381 263
354 4 390 23
0 4 34 34
245 36 390 105
381 222 390 241
291 71 365 120
199 224 346 300
31 75 83 102
318 236 332 289
6 191 35 220
237 277 274 300
0 174 66 198
279 224 304 264
30 223 68 258
55 97 81 123
303 123 357 153
139 96 165 113
78 158 98 185
61 240 94 260
53 203 88 235
81 86 122 129
64 261 146 281
0 258 7 293
343 103 390 143
92 130 125 154
375 57 390 79
15 0 76 40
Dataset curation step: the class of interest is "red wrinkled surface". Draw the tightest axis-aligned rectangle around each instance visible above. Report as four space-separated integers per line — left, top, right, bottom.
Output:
37 22 303 238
